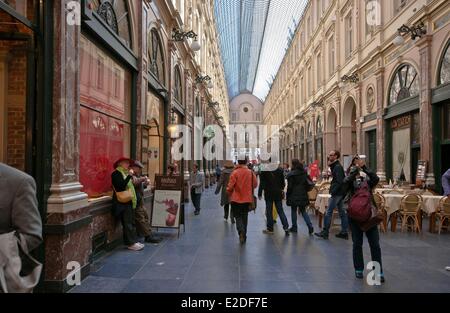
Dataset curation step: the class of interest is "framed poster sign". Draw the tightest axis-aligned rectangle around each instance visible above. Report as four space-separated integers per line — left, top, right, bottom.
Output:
152 189 182 228
415 160 427 187
151 175 184 235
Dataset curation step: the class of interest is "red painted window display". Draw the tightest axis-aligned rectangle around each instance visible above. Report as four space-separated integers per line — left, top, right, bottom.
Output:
79 35 131 198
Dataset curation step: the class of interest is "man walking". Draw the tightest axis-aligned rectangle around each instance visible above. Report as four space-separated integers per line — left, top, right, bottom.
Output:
227 157 258 244
315 150 349 240
258 161 290 236
190 164 205 215
130 160 161 244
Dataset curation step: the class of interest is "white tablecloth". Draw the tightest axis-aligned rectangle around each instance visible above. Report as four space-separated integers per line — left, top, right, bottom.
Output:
315 194 331 214
314 193 443 217
383 194 443 217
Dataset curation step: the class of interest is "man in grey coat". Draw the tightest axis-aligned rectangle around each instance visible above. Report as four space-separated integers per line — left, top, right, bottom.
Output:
190 164 205 215
0 163 42 251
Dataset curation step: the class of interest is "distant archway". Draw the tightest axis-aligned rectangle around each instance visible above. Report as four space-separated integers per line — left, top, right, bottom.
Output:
342 97 357 156
326 107 338 153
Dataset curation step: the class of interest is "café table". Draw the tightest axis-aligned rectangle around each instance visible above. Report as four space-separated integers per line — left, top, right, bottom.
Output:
383 193 443 232
315 192 443 232
315 194 331 228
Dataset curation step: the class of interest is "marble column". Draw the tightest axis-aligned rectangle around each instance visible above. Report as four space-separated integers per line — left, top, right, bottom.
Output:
375 68 386 182
45 0 90 291
418 35 435 186
355 83 363 154
335 97 342 154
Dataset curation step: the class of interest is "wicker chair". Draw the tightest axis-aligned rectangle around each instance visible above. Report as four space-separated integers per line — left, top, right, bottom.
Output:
318 182 331 193
307 186 319 215
399 194 423 233
373 193 387 233
436 196 450 234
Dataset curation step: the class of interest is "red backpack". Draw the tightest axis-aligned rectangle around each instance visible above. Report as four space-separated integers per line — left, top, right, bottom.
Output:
348 181 373 223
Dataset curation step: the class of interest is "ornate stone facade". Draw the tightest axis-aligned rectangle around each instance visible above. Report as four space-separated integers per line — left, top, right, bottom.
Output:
263 0 450 186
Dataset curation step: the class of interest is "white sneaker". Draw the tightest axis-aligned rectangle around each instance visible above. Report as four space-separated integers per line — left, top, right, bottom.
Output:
446 266 450 271
127 243 144 251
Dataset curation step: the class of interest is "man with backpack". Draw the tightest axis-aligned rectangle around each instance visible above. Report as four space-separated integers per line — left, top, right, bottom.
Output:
315 150 348 240
342 156 384 282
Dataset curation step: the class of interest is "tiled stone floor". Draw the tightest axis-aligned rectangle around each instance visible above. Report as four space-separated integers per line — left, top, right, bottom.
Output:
71 188 450 293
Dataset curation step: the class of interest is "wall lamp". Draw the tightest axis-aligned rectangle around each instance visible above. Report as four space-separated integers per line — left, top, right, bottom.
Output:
341 73 359 84
196 75 213 88
172 28 201 51
208 101 219 108
393 22 427 46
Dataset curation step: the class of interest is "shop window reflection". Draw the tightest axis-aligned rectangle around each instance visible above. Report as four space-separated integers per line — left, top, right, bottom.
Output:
79 35 131 198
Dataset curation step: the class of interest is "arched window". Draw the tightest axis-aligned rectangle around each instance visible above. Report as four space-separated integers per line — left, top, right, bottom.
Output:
90 0 132 48
389 64 419 105
174 66 182 103
316 117 323 136
439 41 450 85
149 29 165 84
307 122 313 138
195 98 201 117
300 127 305 141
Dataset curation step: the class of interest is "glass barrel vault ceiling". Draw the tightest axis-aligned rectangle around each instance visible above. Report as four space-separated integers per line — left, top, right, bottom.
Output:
214 0 308 101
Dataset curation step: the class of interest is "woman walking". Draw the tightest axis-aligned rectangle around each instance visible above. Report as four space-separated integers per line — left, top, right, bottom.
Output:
286 159 314 235
215 160 235 223
111 157 143 251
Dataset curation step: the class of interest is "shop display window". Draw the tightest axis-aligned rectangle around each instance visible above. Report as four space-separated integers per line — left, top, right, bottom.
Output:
79 35 131 198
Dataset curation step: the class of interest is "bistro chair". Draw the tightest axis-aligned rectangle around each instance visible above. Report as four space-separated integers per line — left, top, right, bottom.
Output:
436 196 450 234
399 194 423 233
307 186 319 215
319 182 331 193
373 193 387 233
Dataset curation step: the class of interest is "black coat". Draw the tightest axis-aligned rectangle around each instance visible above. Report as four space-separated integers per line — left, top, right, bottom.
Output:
343 166 380 205
329 161 345 196
111 170 133 216
258 168 285 201
286 168 309 207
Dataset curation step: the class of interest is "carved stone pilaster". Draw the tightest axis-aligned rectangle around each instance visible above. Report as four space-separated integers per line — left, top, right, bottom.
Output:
417 35 435 186
375 68 386 182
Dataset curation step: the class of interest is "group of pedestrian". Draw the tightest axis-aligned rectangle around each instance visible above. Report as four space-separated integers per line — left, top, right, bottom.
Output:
111 157 161 252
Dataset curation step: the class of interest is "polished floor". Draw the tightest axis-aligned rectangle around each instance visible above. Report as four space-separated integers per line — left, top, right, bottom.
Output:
71 187 450 293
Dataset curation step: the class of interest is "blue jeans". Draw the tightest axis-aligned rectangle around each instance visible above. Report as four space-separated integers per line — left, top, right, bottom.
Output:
323 195 348 235
291 205 313 231
265 200 289 231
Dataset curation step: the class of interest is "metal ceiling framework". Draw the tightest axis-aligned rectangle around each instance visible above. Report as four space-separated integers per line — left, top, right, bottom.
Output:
214 0 308 101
